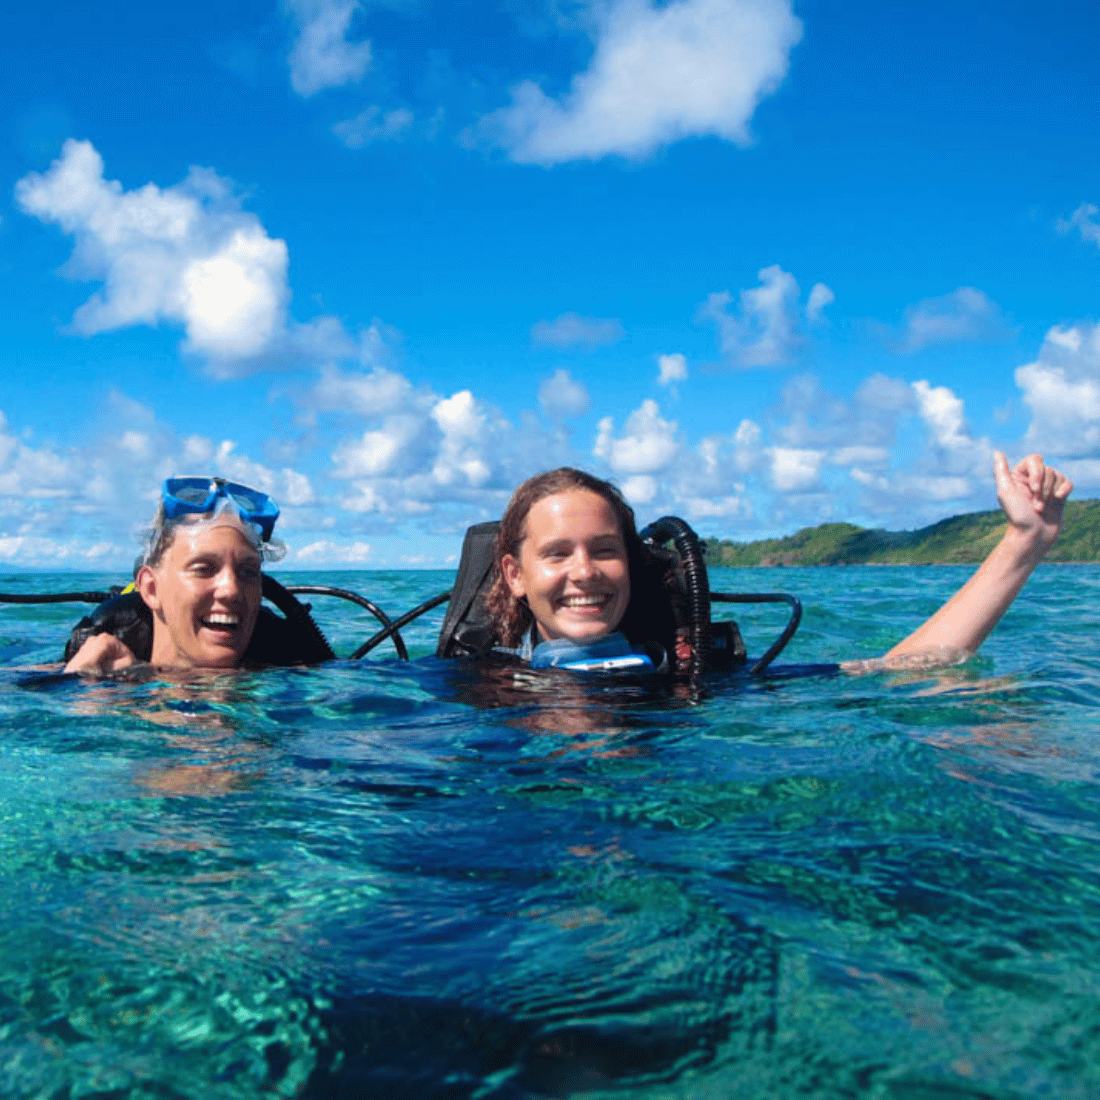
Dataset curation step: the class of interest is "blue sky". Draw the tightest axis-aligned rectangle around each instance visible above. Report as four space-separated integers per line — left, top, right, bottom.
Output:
1 0 1098 568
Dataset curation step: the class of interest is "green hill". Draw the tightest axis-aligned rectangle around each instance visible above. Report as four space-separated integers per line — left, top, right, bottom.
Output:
705 499 1100 566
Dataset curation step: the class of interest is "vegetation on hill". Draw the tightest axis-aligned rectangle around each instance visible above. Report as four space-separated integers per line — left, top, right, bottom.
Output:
705 499 1100 566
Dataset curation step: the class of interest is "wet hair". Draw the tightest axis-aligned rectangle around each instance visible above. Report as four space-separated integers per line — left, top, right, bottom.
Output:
486 467 643 647
138 499 286 573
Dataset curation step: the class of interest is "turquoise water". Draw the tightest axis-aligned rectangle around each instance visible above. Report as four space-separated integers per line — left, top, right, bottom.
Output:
1 564 1100 1098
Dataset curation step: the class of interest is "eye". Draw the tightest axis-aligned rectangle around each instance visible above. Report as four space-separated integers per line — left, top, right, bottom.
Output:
239 562 261 581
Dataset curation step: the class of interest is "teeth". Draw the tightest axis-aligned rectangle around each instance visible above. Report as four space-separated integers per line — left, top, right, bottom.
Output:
203 614 239 627
561 595 606 607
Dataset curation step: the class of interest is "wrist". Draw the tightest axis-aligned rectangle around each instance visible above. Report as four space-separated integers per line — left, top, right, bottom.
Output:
1002 521 1054 559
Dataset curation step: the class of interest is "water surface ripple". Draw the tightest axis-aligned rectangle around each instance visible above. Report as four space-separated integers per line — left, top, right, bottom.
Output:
1 565 1098 1098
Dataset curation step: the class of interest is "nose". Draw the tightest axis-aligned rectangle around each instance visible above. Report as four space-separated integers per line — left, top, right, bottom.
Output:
569 549 598 581
214 565 242 601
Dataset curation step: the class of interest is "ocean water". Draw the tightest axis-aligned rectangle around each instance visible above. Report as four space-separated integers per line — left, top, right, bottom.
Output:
1 564 1099 1099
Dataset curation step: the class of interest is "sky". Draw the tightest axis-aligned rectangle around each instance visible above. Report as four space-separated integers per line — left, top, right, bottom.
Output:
1 0 1099 569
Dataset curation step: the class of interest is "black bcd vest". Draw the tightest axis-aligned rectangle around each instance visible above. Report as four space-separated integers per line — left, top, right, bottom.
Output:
63 574 335 668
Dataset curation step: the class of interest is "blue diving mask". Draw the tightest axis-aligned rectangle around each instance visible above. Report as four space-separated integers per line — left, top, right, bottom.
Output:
162 477 280 542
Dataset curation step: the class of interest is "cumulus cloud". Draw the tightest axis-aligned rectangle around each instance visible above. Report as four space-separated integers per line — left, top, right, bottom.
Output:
830 445 889 468
594 399 679 474
911 379 988 474
699 264 823 368
0 396 315 566
1057 203 1100 247
15 140 299 372
531 312 624 349
294 539 373 564
539 369 590 418
1017 322 1100 457
850 468 973 504
333 106 414 148
432 390 496 487
768 446 822 493
806 282 834 323
683 494 747 519
898 287 1007 353
288 0 371 97
480 0 801 164
619 474 657 504
309 363 416 418
332 415 428 480
656 352 687 386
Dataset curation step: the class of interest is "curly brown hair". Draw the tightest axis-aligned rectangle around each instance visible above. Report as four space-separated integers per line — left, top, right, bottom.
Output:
485 468 644 648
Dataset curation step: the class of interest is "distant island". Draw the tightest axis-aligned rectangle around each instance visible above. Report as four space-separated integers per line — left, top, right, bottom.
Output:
705 499 1100 566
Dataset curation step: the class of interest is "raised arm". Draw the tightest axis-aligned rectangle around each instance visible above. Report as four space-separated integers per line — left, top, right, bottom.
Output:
844 452 1072 671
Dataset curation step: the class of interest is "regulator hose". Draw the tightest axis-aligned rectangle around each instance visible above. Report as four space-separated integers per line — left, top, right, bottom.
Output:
0 590 114 604
710 592 802 674
350 590 452 660
639 516 710 678
283 584 409 661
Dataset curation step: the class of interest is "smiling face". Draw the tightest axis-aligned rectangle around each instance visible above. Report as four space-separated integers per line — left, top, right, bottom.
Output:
501 488 631 645
136 519 262 669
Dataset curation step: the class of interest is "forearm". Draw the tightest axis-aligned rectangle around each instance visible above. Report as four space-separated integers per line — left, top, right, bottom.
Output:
886 526 1052 658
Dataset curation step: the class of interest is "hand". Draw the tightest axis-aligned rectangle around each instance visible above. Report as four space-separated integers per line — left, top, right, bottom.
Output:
63 633 139 676
994 451 1073 552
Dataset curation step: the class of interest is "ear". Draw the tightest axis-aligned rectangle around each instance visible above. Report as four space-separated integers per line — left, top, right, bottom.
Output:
135 564 161 613
501 554 526 600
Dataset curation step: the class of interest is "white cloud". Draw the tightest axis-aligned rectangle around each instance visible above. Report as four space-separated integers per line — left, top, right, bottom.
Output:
481 0 801 164
1017 322 1100 456
1057 203 1100 247
531 312 624 349
698 264 805 367
431 390 493 487
16 140 294 370
684 494 746 519
0 410 76 501
0 535 123 566
0 398 315 566
539 369 590 418
332 415 425 479
898 287 1006 353
656 352 687 386
911 379 988 473
309 364 415 417
806 282 834 323
333 106 414 148
1058 459 1100 489
594 399 678 474
620 474 657 503
768 446 822 492
200 441 317 507
830 445 889 467
293 539 373 564
288 0 371 97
